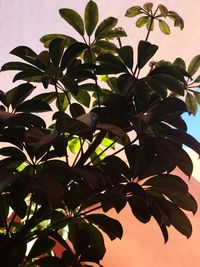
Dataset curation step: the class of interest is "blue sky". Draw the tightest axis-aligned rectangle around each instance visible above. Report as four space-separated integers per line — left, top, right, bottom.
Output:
183 111 200 141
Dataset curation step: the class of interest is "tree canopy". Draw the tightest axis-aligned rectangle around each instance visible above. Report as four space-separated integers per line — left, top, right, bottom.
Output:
0 1 200 266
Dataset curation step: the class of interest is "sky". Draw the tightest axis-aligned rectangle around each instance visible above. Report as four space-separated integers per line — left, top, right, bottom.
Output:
0 0 200 160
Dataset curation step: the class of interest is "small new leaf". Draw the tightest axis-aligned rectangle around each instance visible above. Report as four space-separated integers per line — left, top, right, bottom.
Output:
136 16 149 28
143 2 153 12
159 20 170 35
125 6 143 18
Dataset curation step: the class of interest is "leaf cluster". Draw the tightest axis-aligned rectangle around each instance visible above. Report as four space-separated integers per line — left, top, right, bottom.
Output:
0 1 199 267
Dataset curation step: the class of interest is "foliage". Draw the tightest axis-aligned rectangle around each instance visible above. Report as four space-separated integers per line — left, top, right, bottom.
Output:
0 1 200 266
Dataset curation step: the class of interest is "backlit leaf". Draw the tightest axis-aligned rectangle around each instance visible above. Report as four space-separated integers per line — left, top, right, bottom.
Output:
86 214 123 240
59 8 84 36
136 16 149 28
188 55 200 76
185 92 198 115
95 17 118 40
159 20 170 35
125 6 143 18
84 0 99 36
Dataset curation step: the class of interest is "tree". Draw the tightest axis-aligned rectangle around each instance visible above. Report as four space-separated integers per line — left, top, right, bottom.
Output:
0 1 200 266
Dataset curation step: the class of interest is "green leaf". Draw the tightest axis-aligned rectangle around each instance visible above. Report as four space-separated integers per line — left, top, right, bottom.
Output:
136 16 149 28
10 46 37 65
40 34 77 48
146 18 154 31
27 236 56 259
49 38 65 67
143 2 153 12
167 11 184 30
97 53 127 73
188 55 200 76
194 92 200 105
56 93 69 112
15 99 52 113
158 4 168 17
59 8 84 36
97 27 127 40
185 92 198 115
173 57 186 70
33 92 57 104
137 40 158 69
125 6 143 18
84 0 99 36
118 46 134 69
159 20 170 35
68 137 81 154
95 17 118 40
86 214 123 240
73 90 91 107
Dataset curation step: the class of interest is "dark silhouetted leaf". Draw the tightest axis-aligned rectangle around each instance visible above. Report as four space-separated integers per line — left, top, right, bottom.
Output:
169 203 192 238
5 83 35 109
10 46 37 65
150 74 185 95
28 236 56 259
86 214 123 240
118 46 134 69
59 8 84 36
144 174 188 194
137 41 158 69
15 99 52 113
49 38 65 67
128 196 151 223
160 128 200 156
61 42 87 70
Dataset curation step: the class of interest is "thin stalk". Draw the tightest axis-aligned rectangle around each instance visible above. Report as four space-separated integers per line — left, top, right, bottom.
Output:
145 8 158 42
87 138 119 165
83 36 101 107
55 82 62 112
76 130 106 166
0 196 9 235
94 135 138 167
